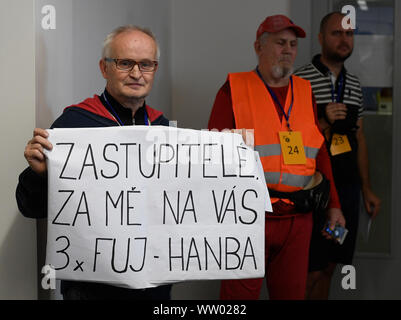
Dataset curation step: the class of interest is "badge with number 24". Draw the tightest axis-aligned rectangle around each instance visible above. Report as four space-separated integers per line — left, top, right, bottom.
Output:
279 131 307 165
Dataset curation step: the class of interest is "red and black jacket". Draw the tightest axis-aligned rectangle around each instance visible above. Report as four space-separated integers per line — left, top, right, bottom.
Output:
16 91 169 219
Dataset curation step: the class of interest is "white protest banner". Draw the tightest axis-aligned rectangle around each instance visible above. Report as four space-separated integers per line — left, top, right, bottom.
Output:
44 126 271 288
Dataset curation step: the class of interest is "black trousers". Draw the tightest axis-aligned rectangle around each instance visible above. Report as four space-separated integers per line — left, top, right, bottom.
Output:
309 183 360 271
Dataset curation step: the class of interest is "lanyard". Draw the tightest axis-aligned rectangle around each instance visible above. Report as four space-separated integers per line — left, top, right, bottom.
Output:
256 68 294 131
102 91 150 126
331 73 344 103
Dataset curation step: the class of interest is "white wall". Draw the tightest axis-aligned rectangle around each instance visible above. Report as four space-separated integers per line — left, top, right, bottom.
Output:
0 0 38 299
290 0 312 69
171 0 290 130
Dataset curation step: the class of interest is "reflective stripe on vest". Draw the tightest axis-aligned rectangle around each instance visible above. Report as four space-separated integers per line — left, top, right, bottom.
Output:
264 172 313 188
229 71 324 199
255 144 320 159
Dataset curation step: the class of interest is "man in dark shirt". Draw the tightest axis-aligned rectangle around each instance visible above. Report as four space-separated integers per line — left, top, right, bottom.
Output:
16 25 171 300
295 12 381 300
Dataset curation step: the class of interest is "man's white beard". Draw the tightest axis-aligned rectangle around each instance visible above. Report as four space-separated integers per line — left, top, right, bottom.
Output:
272 65 293 80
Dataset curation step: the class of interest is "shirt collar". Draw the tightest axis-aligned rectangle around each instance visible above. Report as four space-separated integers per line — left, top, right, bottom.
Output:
312 54 347 78
102 89 147 125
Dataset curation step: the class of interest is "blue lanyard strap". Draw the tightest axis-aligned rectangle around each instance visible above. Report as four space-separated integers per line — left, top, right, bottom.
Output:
331 73 344 103
102 92 124 126
256 68 294 131
102 91 150 126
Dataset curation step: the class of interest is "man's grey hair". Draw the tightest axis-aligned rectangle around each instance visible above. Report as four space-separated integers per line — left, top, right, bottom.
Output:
258 32 271 45
102 25 160 60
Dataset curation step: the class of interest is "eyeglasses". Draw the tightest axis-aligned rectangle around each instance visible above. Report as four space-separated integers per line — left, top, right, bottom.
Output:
104 58 158 72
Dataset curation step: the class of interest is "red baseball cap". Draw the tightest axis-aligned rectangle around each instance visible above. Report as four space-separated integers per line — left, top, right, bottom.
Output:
256 14 306 39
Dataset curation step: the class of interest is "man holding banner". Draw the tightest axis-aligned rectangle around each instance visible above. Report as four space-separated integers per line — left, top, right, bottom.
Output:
16 25 171 300
208 15 345 300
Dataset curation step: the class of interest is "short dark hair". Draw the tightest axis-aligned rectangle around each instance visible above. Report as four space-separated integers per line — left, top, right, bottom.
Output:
320 11 346 33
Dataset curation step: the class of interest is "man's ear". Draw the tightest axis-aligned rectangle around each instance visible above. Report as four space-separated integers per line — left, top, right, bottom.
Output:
254 40 262 56
99 58 107 79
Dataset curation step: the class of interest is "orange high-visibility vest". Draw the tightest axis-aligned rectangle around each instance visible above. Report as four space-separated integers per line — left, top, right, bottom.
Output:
229 71 324 204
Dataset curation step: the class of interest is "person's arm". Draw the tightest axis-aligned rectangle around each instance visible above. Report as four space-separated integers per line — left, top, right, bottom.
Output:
16 167 48 218
323 103 347 125
16 128 53 219
316 145 340 209
208 81 235 131
24 128 53 176
356 118 381 218
316 145 346 234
